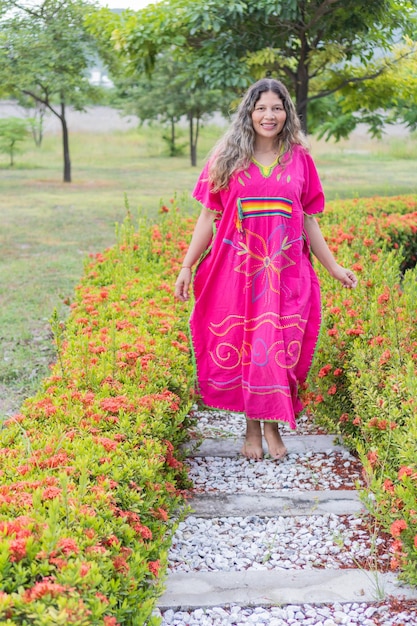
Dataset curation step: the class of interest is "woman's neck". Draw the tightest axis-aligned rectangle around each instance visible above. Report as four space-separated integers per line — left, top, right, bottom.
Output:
253 141 280 166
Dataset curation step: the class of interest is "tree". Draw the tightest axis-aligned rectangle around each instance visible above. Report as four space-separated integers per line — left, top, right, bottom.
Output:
0 0 104 182
312 37 417 139
0 117 29 166
113 55 226 165
86 10 229 166
15 96 47 148
105 0 417 137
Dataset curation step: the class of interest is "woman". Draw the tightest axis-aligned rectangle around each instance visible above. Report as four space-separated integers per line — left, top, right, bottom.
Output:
174 78 357 461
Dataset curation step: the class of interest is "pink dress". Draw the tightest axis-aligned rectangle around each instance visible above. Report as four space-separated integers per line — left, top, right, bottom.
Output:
189 145 324 429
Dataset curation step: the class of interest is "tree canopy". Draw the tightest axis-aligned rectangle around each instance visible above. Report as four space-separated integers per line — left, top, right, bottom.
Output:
0 0 103 182
98 0 417 137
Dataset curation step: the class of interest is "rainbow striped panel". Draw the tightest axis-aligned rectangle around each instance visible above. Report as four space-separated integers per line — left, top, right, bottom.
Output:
237 197 293 220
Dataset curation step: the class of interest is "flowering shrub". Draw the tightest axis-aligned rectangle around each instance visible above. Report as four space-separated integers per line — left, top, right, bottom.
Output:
0 208 196 625
2 193 417 621
303 194 417 586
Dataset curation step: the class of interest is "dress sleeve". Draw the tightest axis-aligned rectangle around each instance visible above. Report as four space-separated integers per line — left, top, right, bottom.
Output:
192 162 224 214
300 150 325 216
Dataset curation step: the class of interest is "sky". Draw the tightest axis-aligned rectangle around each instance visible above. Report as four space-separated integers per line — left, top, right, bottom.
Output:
97 0 153 9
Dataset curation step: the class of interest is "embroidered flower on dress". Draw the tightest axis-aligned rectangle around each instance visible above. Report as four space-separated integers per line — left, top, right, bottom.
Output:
233 226 297 301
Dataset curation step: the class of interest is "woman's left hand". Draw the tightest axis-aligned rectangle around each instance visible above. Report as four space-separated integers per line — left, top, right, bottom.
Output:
332 265 358 289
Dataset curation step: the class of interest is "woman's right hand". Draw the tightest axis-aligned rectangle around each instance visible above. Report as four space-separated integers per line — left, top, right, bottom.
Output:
174 267 192 301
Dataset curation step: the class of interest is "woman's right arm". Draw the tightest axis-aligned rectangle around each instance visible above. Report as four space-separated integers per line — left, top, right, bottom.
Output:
174 208 218 301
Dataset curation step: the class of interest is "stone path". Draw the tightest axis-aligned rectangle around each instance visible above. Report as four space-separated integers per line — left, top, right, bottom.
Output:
155 411 417 625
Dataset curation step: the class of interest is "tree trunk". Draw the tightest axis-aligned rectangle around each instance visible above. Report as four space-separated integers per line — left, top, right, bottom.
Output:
294 36 310 134
170 117 176 156
61 100 71 183
189 114 199 167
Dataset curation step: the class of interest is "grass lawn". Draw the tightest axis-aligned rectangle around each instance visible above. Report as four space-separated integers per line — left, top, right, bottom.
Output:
1 116 417 415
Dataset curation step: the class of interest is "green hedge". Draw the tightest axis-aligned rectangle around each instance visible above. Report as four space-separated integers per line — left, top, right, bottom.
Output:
304 194 417 585
0 209 195 625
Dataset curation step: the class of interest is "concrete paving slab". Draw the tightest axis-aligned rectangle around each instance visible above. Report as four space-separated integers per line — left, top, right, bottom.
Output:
185 435 344 458
189 490 365 518
157 569 417 609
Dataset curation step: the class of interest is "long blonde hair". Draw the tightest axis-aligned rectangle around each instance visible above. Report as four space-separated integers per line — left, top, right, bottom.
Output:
209 78 308 191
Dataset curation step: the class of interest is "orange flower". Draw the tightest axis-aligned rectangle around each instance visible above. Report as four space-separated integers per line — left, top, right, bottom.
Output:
390 519 407 537
382 479 395 494
367 450 378 467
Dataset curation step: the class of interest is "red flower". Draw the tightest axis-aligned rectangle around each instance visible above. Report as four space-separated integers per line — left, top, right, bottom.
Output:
100 396 129 413
9 538 27 562
80 562 91 577
23 578 71 602
390 519 407 537
103 535 119 548
42 487 62 500
148 559 161 577
318 364 332 378
95 437 118 452
96 592 109 604
57 538 79 555
378 290 390 304
398 466 414 479
379 350 391 366
133 523 152 540
112 556 129 573
390 557 400 570
382 479 395 494
390 539 404 554
327 384 337 396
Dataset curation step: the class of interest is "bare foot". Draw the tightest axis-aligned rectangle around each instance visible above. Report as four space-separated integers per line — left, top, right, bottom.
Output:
241 419 263 460
263 422 287 460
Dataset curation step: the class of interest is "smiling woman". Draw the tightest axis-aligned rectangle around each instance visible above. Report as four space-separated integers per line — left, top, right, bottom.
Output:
174 77 358 462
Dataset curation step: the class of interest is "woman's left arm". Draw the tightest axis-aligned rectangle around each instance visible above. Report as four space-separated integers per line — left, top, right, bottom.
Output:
304 215 357 289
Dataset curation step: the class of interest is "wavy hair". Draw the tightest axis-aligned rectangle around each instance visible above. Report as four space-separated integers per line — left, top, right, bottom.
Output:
208 78 308 191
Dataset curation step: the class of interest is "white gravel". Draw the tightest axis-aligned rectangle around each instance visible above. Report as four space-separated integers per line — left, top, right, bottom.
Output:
168 513 388 573
155 601 417 625
190 409 325 439
156 409 416 626
188 450 363 493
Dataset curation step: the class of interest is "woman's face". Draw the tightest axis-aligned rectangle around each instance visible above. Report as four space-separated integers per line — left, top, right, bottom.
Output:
251 91 287 140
